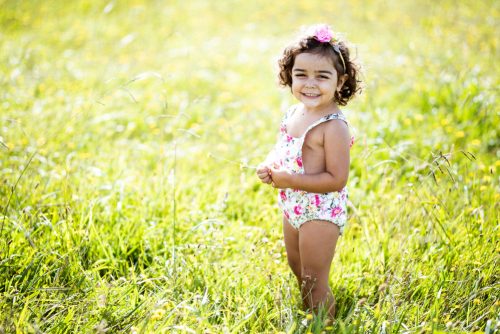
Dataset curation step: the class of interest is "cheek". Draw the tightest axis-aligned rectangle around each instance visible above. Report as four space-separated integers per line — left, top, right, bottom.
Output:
321 81 337 94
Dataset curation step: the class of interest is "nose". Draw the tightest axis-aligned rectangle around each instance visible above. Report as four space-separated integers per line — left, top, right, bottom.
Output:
305 78 317 88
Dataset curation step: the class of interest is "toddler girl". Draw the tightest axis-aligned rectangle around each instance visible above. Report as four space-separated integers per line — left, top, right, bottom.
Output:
256 24 361 318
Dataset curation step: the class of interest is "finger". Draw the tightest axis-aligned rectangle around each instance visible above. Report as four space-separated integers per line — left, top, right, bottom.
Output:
258 172 269 179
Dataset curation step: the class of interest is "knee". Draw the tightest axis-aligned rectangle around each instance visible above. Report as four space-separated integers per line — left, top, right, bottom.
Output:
300 272 318 294
287 257 301 276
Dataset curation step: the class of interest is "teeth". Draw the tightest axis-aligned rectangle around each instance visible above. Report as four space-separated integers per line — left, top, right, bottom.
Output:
303 93 319 97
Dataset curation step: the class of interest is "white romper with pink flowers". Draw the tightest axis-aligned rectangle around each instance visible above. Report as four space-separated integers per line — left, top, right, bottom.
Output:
273 105 351 235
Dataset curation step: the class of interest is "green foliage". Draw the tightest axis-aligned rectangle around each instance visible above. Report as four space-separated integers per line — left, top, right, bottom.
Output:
0 0 498 332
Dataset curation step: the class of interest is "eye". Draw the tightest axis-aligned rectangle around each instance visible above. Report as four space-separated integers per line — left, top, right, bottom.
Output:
318 75 329 79
294 74 306 77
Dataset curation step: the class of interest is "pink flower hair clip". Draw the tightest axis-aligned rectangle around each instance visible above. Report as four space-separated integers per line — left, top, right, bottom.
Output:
313 24 346 72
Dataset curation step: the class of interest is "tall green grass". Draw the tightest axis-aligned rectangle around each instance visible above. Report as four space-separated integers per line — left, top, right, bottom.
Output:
1 0 498 332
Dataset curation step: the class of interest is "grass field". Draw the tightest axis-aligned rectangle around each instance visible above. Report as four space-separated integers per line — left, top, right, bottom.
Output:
0 0 499 333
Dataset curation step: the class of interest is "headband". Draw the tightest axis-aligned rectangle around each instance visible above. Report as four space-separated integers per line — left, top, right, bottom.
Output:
312 25 347 73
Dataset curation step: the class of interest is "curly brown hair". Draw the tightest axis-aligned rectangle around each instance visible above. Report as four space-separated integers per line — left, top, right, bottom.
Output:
278 35 362 106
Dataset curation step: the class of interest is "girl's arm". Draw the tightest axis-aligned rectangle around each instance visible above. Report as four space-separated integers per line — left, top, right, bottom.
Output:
271 121 350 193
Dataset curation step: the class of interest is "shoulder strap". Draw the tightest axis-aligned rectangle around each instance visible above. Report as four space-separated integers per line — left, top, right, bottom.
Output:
301 113 348 138
325 113 348 123
280 105 301 129
287 105 300 119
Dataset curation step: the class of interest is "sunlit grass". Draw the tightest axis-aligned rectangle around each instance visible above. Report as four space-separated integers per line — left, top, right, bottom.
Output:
0 0 498 332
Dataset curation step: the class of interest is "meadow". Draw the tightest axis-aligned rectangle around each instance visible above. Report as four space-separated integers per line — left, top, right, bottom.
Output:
0 0 498 333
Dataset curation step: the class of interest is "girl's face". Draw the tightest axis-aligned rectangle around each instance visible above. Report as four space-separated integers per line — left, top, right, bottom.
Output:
291 52 345 111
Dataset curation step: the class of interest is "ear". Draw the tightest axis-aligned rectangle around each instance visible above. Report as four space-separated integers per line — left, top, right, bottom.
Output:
337 74 348 91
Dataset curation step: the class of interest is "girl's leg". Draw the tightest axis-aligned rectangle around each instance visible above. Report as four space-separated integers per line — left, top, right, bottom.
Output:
298 220 340 317
282 216 301 287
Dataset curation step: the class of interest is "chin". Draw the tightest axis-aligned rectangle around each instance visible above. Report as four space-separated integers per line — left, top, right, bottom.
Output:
301 99 322 109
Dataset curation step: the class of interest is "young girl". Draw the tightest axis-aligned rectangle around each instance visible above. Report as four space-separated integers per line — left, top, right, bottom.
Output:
257 24 361 317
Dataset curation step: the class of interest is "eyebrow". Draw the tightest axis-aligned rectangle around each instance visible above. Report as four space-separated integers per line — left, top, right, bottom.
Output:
293 69 333 75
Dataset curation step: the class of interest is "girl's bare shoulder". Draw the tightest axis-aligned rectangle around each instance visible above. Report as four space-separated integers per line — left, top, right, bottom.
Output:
323 118 350 144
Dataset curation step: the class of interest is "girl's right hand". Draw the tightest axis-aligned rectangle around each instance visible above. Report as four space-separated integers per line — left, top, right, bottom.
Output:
256 165 272 184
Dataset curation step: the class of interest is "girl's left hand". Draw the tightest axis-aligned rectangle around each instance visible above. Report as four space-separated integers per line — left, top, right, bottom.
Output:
256 165 272 184
269 167 292 189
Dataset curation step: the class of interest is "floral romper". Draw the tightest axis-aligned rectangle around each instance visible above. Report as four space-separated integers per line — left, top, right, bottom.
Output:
272 106 351 235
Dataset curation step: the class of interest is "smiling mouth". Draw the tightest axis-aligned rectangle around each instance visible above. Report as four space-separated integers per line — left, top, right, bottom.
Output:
302 93 320 97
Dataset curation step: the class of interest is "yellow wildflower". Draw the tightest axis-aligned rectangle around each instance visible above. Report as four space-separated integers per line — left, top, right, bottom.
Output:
151 308 166 321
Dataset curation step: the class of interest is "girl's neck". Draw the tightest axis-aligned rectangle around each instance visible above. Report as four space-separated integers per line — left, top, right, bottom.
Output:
300 102 341 116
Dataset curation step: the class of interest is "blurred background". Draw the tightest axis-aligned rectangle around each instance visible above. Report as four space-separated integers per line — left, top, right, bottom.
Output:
0 0 498 332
